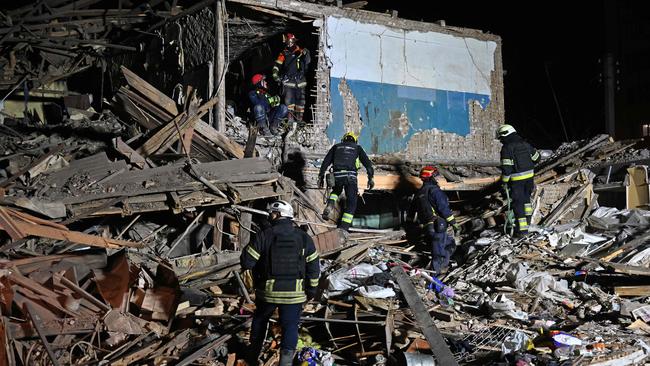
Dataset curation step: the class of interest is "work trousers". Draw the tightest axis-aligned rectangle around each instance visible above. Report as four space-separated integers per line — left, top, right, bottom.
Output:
282 83 306 122
252 104 288 133
248 300 302 362
424 218 455 274
509 178 534 233
328 172 358 230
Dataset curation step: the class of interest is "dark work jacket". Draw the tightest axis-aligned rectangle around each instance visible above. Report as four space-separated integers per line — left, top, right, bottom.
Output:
319 141 374 178
410 180 456 225
273 46 311 83
248 89 279 114
240 219 320 304
500 133 540 183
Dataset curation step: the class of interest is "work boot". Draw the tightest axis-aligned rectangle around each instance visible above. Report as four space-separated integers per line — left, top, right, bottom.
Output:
513 231 527 239
278 349 295 366
260 126 272 137
321 201 335 220
338 221 351 232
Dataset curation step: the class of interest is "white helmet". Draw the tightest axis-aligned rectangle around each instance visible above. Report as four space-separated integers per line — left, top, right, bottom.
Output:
496 124 516 139
268 200 294 218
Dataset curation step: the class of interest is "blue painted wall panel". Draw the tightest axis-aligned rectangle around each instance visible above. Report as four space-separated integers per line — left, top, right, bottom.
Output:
327 78 491 155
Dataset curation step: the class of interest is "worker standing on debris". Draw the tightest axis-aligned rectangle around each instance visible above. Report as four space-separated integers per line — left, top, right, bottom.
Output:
318 132 374 231
240 200 320 366
410 166 460 274
497 124 541 236
249 73 288 136
272 33 310 124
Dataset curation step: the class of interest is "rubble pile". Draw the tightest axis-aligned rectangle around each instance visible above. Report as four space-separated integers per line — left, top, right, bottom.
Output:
3 89 650 365
2 2 650 366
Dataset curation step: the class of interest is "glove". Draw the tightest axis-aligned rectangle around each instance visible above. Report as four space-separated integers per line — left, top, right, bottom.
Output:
267 95 280 107
452 222 461 235
367 177 374 190
306 287 318 301
502 182 509 194
242 269 254 291
318 174 324 189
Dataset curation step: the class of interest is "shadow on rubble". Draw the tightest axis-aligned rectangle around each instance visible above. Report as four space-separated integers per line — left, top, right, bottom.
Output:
280 150 306 191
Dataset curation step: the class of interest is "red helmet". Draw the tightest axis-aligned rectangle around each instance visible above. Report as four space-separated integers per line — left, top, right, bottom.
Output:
284 33 297 44
419 166 439 179
251 73 265 86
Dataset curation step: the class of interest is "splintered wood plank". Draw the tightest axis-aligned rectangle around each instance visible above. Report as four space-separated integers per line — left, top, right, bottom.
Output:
121 66 178 116
238 212 252 250
121 67 244 159
390 266 458 366
116 93 159 130
136 112 188 157
0 207 142 249
615 286 650 297
244 125 258 158
194 120 245 159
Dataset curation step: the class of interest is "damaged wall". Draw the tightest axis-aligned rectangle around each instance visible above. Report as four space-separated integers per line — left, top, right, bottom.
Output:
314 15 504 164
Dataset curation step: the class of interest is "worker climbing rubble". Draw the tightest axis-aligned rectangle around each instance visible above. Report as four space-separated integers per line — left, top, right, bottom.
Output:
408 166 460 275
318 132 374 231
248 73 288 136
497 124 541 237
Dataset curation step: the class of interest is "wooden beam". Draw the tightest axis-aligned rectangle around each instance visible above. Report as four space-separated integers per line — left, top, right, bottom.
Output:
615 286 650 297
244 126 258 158
355 172 499 192
238 212 252 250
121 66 178 116
120 66 244 159
136 112 188 156
215 0 226 132
390 266 458 366
0 206 143 249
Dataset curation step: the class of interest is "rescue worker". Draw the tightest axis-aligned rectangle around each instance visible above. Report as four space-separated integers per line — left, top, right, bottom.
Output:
318 132 374 231
248 73 288 136
272 33 310 123
410 166 460 274
496 124 541 236
241 200 320 366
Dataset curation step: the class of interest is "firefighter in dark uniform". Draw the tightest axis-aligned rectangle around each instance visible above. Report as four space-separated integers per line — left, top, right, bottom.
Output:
272 33 311 123
241 200 320 366
249 73 288 136
497 124 540 236
318 132 374 231
410 166 460 274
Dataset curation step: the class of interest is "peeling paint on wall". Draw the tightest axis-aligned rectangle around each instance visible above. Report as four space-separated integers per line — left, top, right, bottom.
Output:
316 15 504 164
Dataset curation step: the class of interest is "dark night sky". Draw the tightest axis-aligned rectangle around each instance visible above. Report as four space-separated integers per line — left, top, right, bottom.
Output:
365 1 612 148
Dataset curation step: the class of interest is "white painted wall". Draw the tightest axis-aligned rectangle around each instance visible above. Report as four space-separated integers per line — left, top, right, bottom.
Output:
325 16 497 96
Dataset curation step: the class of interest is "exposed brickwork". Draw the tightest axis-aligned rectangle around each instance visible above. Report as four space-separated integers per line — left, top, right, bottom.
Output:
300 8 505 165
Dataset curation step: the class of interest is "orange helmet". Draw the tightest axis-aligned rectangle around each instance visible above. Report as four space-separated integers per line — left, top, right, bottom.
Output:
251 73 265 86
420 166 439 179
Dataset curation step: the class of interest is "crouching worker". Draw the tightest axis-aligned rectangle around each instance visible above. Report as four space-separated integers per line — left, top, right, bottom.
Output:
409 166 460 275
249 74 288 136
241 200 320 366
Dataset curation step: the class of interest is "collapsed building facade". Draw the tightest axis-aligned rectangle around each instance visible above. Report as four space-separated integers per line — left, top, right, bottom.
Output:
1 1 650 366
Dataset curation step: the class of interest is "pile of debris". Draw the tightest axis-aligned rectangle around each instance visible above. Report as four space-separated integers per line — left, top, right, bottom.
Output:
2 2 650 366
3 85 650 365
